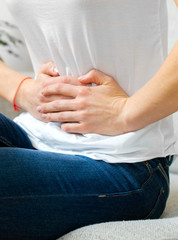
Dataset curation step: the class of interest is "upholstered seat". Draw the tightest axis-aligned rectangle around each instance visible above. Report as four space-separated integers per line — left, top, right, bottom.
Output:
58 172 178 240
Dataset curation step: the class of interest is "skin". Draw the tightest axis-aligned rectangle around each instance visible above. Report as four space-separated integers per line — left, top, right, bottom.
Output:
37 41 178 135
38 69 129 135
0 0 177 136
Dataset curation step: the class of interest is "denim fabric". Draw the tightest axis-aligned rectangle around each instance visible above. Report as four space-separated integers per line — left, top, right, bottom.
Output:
0 113 173 240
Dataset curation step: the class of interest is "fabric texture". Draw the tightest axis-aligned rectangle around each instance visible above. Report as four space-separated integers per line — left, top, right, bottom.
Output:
5 0 177 163
0 113 174 239
58 173 178 240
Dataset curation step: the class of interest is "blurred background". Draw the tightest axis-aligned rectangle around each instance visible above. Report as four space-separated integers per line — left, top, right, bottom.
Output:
0 0 33 73
0 0 177 161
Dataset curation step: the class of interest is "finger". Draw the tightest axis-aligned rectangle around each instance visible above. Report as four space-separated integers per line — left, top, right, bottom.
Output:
79 69 109 85
58 76 82 85
39 61 59 77
38 99 77 113
61 122 86 134
41 75 89 90
42 83 79 98
43 95 73 102
41 111 80 123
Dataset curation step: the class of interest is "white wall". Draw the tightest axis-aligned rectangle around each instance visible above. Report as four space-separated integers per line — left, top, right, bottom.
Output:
0 0 33 72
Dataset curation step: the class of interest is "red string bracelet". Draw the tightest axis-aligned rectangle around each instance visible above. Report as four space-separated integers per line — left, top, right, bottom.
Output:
13 77 32 112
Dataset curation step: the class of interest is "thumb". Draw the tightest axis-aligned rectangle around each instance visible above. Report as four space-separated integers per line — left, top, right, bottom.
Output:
39 61 60 77
79 69 109 85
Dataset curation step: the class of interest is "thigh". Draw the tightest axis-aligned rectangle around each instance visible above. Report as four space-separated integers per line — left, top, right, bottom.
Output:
0 148 170 240
0 113 34 149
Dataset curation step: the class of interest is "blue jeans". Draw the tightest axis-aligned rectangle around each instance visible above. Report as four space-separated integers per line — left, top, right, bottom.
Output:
0 113 173 240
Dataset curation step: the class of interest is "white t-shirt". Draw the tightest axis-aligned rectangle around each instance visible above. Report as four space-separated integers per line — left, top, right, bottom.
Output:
6 0 177 163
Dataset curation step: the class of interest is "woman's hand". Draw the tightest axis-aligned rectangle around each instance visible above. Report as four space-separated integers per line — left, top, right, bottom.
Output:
15 62 59 120
15 62 84 121
38 69 129 135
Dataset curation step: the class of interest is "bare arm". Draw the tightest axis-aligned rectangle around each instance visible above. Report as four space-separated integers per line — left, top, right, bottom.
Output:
0 61 60 119
124 0 178 131
38 41 178 135
124 41 178 132
0 61 86 122
0 61 26 104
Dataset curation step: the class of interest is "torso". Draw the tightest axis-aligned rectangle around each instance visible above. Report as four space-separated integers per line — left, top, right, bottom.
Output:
6 0 177 162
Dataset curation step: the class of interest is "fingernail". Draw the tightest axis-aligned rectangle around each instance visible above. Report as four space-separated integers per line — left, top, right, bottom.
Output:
37 106 41 112
54 67 59 73
78 75 85 80
42 114 47 119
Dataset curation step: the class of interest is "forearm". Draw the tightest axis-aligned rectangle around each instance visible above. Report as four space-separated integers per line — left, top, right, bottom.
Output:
125 41 178 132
0 61 26 104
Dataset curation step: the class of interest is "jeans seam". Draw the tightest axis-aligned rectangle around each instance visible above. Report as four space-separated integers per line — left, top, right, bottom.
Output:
0 190 145 199
0 168 155 199
0 161 162 199
141 161 153 188
0 136 17 147
98 162 154 197
145 187 165 219
157 164 169 190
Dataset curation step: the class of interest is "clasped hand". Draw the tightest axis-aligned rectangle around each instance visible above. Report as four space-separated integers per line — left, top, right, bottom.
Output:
19 62 129 135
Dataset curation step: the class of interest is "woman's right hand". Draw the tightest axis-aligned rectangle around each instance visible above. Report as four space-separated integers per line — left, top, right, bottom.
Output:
15 62 83 121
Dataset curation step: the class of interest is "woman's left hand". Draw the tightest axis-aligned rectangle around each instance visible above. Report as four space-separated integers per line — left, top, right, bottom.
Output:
38 69 129 135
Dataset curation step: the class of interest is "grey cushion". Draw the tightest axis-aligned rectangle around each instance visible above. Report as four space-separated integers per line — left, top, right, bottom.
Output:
58 173 178 240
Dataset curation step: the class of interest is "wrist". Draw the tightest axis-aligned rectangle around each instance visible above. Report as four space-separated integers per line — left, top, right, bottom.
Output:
123 97 147 133
15 77 34 111
115 97 134 134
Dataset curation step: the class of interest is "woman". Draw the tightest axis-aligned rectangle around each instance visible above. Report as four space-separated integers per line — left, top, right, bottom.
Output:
0 0 177 239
